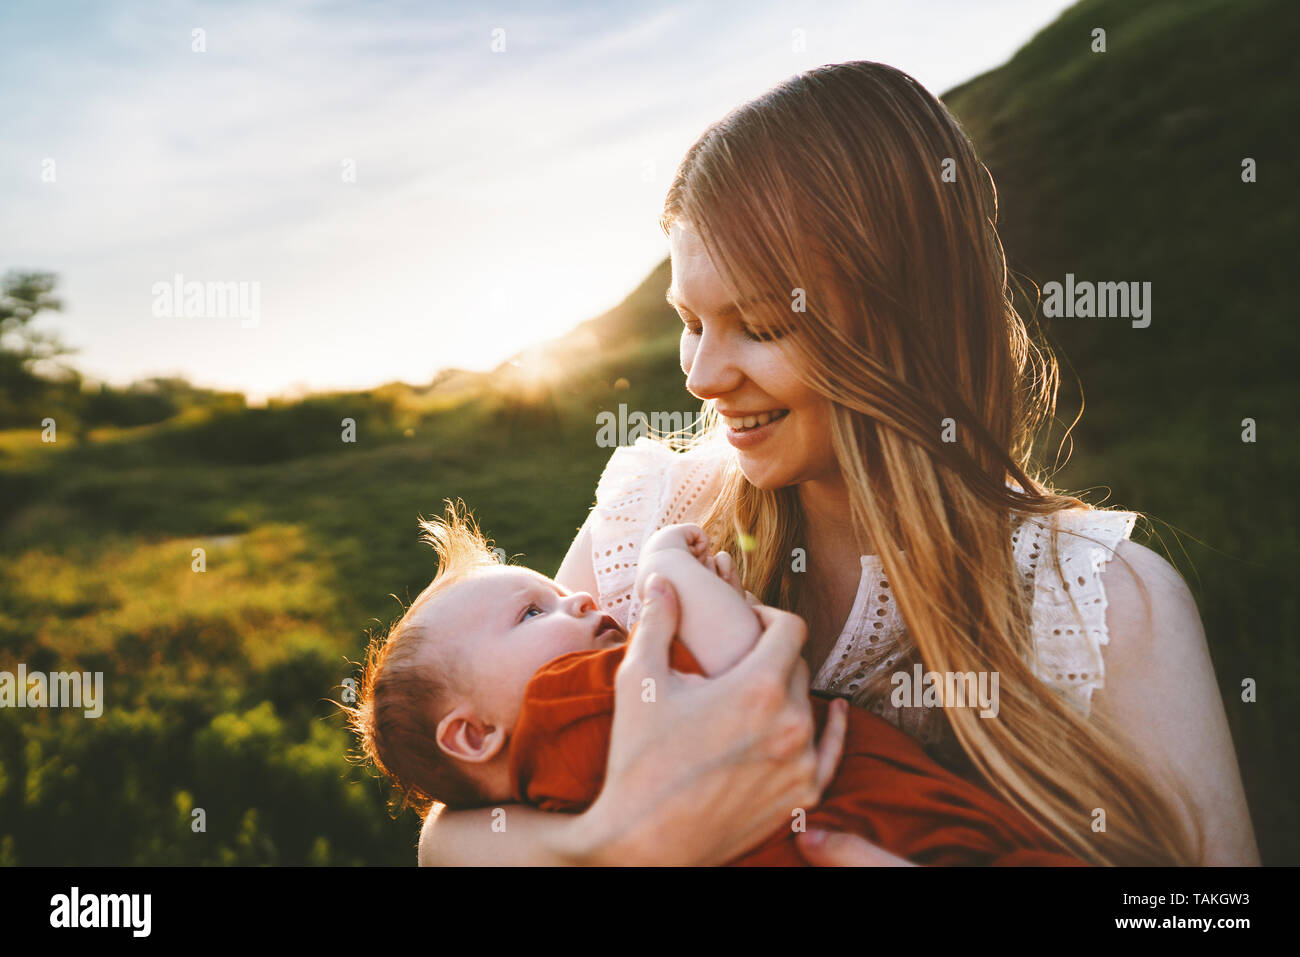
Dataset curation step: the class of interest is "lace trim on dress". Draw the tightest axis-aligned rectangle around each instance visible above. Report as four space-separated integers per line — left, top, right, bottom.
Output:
1012 508 1138 716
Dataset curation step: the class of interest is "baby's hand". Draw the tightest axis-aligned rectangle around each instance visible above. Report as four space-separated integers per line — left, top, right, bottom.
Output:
643 524 757 595
640 524 759 605
642 523 711 562
712 550 757 605
683 526 712 565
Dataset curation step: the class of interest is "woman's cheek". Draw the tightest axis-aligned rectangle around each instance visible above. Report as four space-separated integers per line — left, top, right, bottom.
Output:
754 352 807 407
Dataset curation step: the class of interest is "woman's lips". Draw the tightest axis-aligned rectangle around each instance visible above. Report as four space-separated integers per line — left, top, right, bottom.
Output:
719 409 789 430
722 409 789 449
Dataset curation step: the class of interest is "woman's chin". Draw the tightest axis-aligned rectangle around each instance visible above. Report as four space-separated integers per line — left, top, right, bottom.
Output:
734 458 793 491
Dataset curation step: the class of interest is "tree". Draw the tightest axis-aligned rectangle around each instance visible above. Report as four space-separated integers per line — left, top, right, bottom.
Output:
0 270 72 423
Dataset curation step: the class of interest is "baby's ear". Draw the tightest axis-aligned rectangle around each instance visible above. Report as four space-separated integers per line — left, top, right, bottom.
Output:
436 706 507 764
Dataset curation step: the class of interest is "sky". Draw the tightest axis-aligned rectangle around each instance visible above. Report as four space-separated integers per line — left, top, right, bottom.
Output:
0 0 1078 402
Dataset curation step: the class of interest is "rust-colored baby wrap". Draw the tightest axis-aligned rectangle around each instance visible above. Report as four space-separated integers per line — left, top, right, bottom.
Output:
508 632 1083 866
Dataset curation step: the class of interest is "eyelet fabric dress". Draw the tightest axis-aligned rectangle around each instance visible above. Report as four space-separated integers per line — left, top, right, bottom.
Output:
587 434 1136 767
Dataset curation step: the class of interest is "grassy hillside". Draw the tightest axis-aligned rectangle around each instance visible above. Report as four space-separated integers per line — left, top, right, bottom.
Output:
0 328 692 865
0 0 1293 863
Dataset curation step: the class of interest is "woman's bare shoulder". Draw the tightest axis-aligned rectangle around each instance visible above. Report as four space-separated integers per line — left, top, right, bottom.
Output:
1105 539 1193 611
1099 539 1216 679
1092 540 1260 864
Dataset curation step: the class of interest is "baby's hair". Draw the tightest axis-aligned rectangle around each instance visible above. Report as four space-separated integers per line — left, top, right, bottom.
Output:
342 498 505 816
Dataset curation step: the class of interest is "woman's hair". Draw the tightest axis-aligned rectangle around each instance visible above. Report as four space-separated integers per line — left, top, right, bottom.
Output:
660 61 1200 865
342 499 498 816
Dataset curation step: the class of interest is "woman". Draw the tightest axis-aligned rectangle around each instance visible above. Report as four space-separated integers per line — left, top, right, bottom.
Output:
419 61 1258 865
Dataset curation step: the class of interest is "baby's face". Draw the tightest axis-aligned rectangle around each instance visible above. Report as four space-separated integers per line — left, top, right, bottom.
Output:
412 566 626 727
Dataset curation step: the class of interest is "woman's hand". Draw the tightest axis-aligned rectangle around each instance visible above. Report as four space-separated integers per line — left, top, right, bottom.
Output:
579 574 850 865
795 830 918 866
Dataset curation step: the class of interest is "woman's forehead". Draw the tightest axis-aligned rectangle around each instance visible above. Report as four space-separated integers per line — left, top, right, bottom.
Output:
669 229 748 315
669 221 845 324
669 226 718 282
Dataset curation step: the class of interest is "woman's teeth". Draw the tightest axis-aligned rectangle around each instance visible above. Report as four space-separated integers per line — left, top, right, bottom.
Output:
721 409 789 431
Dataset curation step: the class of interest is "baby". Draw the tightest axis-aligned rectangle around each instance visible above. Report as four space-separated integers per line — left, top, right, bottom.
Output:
348 502 1083 865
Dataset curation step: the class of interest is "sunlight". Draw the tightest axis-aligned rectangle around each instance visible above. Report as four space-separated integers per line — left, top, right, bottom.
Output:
501 346 558 402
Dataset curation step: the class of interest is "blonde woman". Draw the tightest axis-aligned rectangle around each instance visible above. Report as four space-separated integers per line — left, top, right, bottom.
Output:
418 61 1257 866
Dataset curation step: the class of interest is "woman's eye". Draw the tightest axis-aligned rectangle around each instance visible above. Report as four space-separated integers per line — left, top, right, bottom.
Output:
682 320 782 341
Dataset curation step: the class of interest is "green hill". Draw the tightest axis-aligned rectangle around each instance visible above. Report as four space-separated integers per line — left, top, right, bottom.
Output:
944 0 1297 864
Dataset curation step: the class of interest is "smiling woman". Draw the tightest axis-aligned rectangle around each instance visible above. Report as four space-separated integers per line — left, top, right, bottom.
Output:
418 59 1257 868
643 61 1252 865
666 233 841 493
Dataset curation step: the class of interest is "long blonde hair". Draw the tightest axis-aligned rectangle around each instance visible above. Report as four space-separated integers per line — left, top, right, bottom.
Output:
661 61 1199 865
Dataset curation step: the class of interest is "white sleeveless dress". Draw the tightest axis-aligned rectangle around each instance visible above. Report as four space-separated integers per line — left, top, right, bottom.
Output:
586 433 1137 768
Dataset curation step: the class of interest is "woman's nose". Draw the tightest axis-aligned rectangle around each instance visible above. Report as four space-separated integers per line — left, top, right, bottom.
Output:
684 330 743 401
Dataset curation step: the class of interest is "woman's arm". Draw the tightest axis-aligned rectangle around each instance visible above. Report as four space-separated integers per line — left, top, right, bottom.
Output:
554 508 600 594
1090 540 1260 865
417 803 608 866
418 575 850 866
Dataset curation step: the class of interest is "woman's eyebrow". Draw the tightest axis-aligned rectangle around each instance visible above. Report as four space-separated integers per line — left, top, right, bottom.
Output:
666 287 776 321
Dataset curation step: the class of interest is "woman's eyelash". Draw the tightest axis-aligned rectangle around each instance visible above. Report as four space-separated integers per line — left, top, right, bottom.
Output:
681 321 783 342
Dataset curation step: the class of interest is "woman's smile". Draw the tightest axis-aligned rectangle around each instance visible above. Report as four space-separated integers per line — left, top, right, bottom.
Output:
719 407 790 448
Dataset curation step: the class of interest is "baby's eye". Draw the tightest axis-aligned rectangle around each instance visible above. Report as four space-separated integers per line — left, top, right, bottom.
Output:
521 603 543 621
